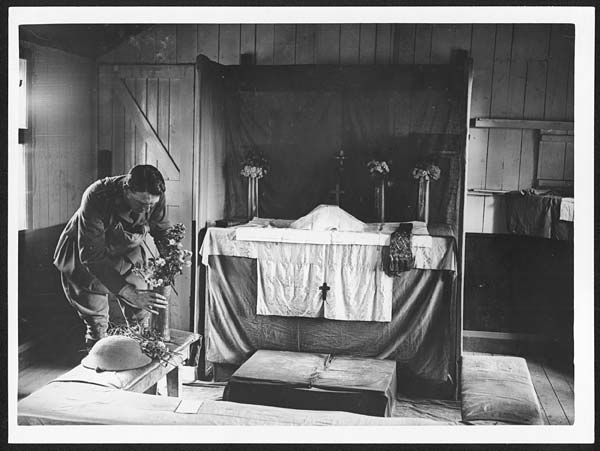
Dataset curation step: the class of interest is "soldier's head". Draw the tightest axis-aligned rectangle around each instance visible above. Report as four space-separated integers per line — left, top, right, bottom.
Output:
124 165 165 214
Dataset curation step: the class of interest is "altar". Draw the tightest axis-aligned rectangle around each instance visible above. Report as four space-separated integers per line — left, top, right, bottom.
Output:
199 215 458 396
194 54 471 399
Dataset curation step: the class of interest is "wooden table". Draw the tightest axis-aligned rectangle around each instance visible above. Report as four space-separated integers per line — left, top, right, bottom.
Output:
53 329 201 397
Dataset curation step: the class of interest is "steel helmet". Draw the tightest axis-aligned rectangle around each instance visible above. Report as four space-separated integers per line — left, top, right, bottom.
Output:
81 335 152 372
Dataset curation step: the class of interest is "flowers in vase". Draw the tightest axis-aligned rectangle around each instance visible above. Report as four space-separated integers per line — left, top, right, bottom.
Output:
240 151 270 179
367 159 391 222
367 159 391 178
412 162 441 181
132 223 193 289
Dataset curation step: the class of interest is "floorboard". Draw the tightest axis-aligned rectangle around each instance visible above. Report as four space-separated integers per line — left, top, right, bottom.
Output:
527 360 569 425
543 364 574 424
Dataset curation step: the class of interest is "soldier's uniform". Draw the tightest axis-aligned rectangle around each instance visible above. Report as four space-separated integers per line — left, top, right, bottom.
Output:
53 175 170 342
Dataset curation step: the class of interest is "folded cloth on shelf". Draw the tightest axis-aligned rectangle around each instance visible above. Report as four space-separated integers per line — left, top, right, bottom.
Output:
559 197 574 222
505 191 573 240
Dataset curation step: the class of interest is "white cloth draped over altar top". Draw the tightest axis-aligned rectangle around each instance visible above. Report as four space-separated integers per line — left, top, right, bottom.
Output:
200 205 456 323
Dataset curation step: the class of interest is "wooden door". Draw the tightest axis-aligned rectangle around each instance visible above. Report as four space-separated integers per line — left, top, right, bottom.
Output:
98 64 195 331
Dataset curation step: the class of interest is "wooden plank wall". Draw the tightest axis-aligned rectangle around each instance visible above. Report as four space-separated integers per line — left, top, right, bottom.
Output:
99 23 574 234
24 42 97 229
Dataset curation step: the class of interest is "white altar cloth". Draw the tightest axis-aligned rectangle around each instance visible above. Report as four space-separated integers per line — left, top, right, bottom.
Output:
200 220 456 322
254 240 393 321
202 219 455 271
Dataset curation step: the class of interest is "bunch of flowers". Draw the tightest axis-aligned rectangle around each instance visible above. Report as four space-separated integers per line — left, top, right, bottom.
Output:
412 162 441 181
367 160 391 177
133 223 193 289
240 151 270 179
107 323 179 367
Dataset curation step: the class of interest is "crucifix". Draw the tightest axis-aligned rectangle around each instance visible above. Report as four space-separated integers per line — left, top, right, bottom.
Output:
319 282 330 301
329 149 346 206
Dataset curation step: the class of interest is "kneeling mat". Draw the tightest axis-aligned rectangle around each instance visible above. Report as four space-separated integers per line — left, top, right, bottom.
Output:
461 354 545 425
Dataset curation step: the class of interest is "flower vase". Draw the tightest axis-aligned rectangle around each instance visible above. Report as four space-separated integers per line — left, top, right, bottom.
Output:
417 178 430 223
151 285 171 341
247 177 259 219
375 178 386 223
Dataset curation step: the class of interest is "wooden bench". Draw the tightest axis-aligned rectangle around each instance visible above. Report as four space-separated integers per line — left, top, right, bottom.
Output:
52 329 200 397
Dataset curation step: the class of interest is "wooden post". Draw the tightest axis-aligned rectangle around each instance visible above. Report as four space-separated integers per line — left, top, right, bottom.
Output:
166 367 181 397
456 54 474 400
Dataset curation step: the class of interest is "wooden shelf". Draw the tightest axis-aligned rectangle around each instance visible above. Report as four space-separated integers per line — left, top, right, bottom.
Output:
472 118 574 131
467 189 509 196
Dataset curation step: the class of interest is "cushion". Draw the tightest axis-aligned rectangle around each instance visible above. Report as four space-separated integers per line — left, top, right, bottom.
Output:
289 204 366 232
461 354 545 425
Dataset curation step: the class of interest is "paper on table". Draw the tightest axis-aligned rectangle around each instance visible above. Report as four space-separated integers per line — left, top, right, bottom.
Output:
175 399 203 414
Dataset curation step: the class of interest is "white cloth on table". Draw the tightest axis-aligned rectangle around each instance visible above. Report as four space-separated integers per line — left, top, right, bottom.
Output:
324 245 392 322
289 204 366 232
255 241 392 322
255 242 326 319
559 197 574 222
232 220 451 271
199 221 456 323
200 224 455 271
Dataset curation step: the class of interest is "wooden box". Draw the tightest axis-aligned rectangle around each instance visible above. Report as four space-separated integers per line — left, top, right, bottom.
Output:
223 350 397 417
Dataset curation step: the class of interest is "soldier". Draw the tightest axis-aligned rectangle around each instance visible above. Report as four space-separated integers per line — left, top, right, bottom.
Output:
54 165 170 346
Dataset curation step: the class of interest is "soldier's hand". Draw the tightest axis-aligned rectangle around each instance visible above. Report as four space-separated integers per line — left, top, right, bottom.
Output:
118 285 168 315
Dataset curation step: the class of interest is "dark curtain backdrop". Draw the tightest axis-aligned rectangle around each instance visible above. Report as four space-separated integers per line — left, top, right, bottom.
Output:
224 90 342 219
201 61 467 228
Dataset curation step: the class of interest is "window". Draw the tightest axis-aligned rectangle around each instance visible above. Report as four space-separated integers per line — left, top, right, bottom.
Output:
19 58 27 128
18 56 30 230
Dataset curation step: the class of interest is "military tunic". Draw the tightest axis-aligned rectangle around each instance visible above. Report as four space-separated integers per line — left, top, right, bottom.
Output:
53 175 171 340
